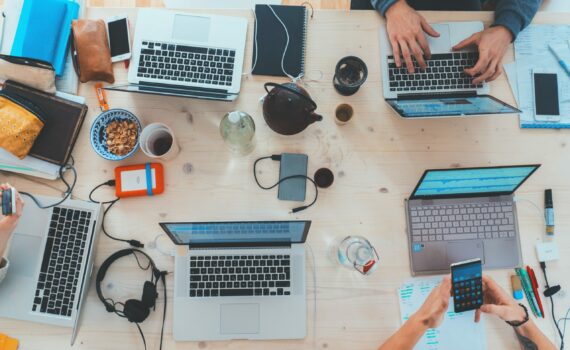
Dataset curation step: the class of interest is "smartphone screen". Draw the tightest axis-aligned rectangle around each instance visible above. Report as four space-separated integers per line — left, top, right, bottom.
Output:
108 18 130 57
451 259 482 313
533 73 560 116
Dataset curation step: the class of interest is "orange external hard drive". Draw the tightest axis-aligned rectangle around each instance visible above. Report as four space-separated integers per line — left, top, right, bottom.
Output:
114 163 164 198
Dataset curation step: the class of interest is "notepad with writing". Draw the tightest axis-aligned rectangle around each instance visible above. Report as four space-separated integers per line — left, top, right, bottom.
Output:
252 4 308 78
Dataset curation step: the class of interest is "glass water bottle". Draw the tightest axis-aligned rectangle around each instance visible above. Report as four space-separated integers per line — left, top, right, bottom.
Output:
219 111 256 155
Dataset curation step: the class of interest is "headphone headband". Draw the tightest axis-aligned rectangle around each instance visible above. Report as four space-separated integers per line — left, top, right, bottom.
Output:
95 249 160 314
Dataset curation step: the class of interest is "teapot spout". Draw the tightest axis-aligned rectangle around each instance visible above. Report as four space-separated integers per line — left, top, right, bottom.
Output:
311 113 323 123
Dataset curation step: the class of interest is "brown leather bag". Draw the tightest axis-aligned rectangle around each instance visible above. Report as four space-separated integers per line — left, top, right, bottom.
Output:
71 19 115 83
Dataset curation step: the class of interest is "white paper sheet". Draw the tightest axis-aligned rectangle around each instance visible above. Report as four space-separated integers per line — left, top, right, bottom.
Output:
398 277 487 350
164 0 281 9
510 25 570 128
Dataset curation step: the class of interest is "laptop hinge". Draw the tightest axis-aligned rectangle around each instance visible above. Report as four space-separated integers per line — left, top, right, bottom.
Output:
397 91 477 100
139 80 231 94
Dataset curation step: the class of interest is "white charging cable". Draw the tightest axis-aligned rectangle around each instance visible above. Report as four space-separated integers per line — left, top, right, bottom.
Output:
147 234 176 257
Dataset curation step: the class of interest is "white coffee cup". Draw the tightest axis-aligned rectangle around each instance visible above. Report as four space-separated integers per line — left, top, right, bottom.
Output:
140 123 180 160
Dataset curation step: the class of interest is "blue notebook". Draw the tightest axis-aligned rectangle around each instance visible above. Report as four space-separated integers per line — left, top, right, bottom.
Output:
11 0 79 76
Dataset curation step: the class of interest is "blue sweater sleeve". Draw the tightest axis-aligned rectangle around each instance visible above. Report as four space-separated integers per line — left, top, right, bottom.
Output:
492 0 540 40
370 0 540 40
370 0 399 16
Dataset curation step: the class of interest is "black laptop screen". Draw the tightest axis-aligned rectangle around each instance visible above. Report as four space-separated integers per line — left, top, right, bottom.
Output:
411 165 540 199
159 221 310 246
387 95 519 118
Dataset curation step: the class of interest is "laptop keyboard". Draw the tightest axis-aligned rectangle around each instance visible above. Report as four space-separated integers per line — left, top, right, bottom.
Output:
189 255 291 298
32 207 91 317
388 52 483 93
410 202 515 242
138 41 236 86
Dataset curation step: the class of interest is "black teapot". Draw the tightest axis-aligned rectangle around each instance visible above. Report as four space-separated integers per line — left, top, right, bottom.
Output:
263 82 323 136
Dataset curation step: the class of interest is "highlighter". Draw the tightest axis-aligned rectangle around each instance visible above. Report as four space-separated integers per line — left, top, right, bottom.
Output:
545 189 554 236
511 275 524 301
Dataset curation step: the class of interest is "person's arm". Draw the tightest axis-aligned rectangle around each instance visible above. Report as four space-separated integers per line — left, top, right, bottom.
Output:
476 275 556 350
492 0 541 40
370 0 399 16
379 277 451 350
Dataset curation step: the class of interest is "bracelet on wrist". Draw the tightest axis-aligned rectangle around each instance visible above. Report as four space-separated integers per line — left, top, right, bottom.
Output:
506 303 529 328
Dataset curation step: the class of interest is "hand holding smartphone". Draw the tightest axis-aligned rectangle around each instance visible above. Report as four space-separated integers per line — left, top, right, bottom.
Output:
1 187 17 216
451 258 483 313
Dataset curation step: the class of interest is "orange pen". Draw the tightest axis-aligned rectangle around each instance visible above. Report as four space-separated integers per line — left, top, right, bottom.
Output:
95 83 109 111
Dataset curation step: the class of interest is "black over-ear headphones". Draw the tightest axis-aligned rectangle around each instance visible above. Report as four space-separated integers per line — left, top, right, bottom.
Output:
96 249 167 350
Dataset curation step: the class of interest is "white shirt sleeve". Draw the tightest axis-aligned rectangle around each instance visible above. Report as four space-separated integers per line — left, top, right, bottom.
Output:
0 258 9 284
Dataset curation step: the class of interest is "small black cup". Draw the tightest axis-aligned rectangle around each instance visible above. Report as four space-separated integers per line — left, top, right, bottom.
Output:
314 168 335 188
333 56 368 96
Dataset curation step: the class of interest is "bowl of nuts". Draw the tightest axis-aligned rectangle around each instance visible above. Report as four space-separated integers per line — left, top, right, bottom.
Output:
90 109 142 161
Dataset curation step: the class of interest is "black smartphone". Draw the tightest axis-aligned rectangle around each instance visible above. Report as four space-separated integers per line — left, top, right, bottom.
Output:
278 153 308 202
451 258 483 313
1 188 16 216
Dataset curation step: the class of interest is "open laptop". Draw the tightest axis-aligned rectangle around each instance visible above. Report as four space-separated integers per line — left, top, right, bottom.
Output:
0 195 102 345
379 22 520 118
105 9 247 101
405 165 540 275
159 221 310 341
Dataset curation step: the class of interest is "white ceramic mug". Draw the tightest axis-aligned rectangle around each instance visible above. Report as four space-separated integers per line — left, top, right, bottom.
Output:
140 122 180 160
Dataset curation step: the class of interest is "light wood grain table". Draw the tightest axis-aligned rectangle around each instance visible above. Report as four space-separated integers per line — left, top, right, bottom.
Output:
2 8 570 350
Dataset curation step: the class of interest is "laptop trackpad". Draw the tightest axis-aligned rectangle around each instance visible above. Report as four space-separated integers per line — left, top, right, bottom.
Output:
173 15 211 43
8 234 42 277
220 304 260 335
427 24 451 53
446 241 484 265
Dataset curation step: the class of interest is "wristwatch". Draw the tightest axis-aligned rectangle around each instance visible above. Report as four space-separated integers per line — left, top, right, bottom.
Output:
506 303 529 327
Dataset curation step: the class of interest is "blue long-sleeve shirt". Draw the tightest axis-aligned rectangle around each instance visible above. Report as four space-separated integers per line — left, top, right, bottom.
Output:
371 0 541 39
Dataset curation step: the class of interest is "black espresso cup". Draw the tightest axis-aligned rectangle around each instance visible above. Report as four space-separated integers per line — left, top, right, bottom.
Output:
333 56 368 96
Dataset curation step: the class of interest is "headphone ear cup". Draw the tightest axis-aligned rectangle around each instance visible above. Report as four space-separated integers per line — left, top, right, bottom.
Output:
123 299 150 323
141 281 158 309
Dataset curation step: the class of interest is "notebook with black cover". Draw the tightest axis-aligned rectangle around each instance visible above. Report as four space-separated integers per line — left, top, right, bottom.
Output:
3 80 88 166
252 4 308 78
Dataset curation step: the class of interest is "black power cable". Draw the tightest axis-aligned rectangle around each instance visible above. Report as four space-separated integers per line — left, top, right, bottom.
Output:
540 261 565 349
20 157 77 209
253 155 318 213
89 179 143 248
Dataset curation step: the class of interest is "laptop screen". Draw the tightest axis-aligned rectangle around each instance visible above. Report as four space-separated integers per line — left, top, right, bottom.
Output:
411 165 540 199
387 95 520 118
159 221 311 246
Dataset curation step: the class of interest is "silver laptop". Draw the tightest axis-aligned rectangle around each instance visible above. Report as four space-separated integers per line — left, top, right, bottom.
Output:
106 9 247 101
159 221 310 341
405 165 540 275
0 195 102 345
379 21 520 118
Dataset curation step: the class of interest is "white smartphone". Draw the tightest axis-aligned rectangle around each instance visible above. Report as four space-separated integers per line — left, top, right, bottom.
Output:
106 15 132 63
532 69 561 122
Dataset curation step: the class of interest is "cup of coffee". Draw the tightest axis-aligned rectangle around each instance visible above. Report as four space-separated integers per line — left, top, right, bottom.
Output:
335 104 354 125
140 123 180 160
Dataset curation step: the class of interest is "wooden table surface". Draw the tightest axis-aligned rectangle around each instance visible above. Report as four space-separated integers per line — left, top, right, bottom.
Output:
2 7 570 350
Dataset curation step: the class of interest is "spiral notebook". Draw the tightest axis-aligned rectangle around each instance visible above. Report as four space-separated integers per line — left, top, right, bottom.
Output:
252 4 308 78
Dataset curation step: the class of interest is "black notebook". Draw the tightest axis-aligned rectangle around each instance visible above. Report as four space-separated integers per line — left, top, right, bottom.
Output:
252 4 308 78
4 80 88 166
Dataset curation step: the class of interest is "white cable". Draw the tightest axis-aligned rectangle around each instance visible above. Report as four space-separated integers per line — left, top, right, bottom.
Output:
306 243 317 350
147 234 176 257
267 4 304 82
513 196 546 225
242 7 259 76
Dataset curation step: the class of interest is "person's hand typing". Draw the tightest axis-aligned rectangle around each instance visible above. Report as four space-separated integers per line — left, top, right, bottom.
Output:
452 26 513 85
385 0 439 74
474 275 526 324
412 276 451 328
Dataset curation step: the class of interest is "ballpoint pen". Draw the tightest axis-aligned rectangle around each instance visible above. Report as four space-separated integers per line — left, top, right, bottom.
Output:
548 44 570 78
